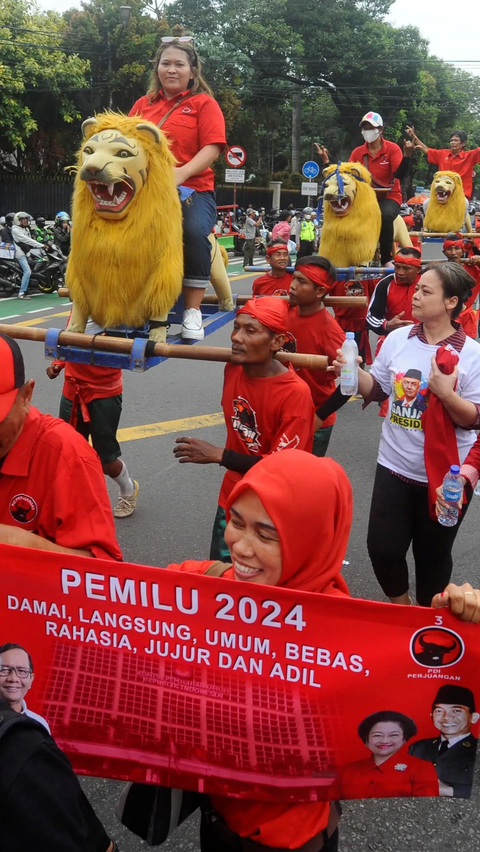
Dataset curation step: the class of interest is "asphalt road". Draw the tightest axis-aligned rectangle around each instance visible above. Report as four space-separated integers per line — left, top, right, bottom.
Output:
4 246 480 851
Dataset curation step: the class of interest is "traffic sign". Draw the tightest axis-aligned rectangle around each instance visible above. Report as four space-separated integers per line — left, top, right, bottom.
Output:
225 169 245 183
302 160 320 179
301 182 318 197
225 146 247 168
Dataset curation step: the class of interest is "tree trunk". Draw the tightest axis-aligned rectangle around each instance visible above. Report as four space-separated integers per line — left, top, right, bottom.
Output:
291 87 302 173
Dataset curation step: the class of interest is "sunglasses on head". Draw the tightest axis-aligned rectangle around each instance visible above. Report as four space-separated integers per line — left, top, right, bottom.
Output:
161 36 195 44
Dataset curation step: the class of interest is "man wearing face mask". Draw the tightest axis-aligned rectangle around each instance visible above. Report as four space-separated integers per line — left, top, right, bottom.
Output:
349 111 404 265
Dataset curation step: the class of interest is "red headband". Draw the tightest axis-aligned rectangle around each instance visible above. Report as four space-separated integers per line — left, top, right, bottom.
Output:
393 255 421 268
297 265 335 291
266 244 289 257
443 239 464 250
237 297 288 335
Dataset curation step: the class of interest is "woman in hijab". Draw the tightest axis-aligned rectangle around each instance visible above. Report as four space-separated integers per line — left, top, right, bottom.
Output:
167 450 479 851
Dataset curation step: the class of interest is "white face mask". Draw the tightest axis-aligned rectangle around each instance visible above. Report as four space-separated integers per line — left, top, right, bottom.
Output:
362 128 380 143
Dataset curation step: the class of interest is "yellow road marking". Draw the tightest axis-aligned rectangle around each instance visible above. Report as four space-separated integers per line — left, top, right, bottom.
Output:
16 310 71 328
228 271 258 281
118 412 224 442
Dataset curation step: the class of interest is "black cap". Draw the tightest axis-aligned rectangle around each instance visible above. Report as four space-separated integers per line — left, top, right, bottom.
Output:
432 684 475 712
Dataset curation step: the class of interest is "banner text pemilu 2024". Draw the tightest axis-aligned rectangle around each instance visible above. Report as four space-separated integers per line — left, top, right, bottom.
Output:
1 543 479 802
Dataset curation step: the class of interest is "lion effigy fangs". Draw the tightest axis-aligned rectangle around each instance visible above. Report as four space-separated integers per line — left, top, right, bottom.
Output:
66 112 184 341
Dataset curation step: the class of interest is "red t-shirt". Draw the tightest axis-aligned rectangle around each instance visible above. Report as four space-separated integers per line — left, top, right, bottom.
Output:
56 362 123 405
465 262 480 308
329 277 378 332
427 148 480 199
252 272 293 297
218 363 314 507
129 90 226 192
350 139 403 205
338 748 439 799
0 408 122 560
286 307 345 425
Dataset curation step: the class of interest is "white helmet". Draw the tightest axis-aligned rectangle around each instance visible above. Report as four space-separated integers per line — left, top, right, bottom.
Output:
303 206 313 214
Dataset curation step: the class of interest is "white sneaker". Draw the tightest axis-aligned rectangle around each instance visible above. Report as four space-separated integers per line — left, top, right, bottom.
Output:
182 308 204 340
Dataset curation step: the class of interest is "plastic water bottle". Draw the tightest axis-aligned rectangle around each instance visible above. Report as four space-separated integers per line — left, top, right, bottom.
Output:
340 332 359 396
438 465 463 527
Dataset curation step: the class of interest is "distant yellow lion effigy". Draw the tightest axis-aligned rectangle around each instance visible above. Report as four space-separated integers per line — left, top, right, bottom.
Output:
318 163 382 267
66 112 184 340
319 162 412 267
424 171 471 233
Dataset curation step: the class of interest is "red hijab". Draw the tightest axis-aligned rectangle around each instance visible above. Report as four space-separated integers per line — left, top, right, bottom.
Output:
225 450 351 596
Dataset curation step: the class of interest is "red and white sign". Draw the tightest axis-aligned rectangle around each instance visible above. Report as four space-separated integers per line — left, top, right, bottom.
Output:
225 145 246 168
2 543 479 802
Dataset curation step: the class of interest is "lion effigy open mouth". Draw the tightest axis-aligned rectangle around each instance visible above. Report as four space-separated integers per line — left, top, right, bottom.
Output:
327 196 352 216
435 188 451 204
86 179 135 213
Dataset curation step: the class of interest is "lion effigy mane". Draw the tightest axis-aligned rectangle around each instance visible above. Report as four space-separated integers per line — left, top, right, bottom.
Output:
424 171 469 233
318 163 382 267
66 112 183 331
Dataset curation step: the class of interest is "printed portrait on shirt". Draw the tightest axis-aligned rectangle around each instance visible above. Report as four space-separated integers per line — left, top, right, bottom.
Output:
390 368 429 429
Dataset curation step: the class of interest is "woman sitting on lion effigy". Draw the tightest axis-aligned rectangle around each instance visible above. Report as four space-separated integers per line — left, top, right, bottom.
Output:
129 37 226 341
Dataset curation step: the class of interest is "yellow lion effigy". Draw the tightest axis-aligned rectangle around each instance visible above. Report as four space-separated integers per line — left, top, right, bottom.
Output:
318 162 412 267
424 171 471 233
66 112 184 339
318 163 382 267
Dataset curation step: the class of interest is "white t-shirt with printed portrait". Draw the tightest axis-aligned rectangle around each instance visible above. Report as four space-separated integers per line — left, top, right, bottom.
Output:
370 326 480 482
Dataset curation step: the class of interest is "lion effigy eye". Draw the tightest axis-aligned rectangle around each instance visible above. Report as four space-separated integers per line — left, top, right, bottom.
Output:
116 150 134 158
83 146 93 155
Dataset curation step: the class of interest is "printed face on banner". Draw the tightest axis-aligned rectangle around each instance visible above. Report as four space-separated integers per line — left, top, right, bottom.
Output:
390 370 429 429
1 546 479 802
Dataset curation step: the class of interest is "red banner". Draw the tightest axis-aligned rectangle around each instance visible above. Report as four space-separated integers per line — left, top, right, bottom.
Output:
1 543 479 801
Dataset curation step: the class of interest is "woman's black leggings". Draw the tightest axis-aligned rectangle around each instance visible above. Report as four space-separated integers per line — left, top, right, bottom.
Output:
367 464 471 606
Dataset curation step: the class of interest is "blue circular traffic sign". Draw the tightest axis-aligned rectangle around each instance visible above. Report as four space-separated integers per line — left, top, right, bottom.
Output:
302 160 320 179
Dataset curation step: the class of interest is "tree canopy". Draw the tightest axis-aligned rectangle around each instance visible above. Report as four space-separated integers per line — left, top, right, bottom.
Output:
0 0 479 192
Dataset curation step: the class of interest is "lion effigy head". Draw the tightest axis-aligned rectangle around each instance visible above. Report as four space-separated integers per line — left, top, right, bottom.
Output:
78 118 157 219
318 163 382 267
67 111 183 329
424 171 466 233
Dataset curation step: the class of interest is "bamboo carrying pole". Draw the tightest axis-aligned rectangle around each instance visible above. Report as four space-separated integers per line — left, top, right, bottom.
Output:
0 324 329 370
56 287 367 306
410 232 480 238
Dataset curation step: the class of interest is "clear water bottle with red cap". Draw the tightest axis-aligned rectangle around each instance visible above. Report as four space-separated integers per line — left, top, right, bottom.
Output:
438 465 463 527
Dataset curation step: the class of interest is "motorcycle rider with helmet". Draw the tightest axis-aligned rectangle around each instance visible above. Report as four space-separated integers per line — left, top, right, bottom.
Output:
34 216 50 243
0 213 15 243
53 212 71 256
11 212 46 300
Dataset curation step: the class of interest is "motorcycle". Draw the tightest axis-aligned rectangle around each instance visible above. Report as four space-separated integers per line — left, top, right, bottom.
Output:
0 240 67 295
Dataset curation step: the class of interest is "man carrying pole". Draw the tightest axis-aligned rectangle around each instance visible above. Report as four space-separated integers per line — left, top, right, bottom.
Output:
173 297 315 560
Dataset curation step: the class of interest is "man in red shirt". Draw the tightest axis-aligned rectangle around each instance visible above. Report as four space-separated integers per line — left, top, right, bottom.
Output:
406 127 480 200
349 111 403 265
252 241 293 296
173 298 314 559
287 256 345 456
0 333 122 560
